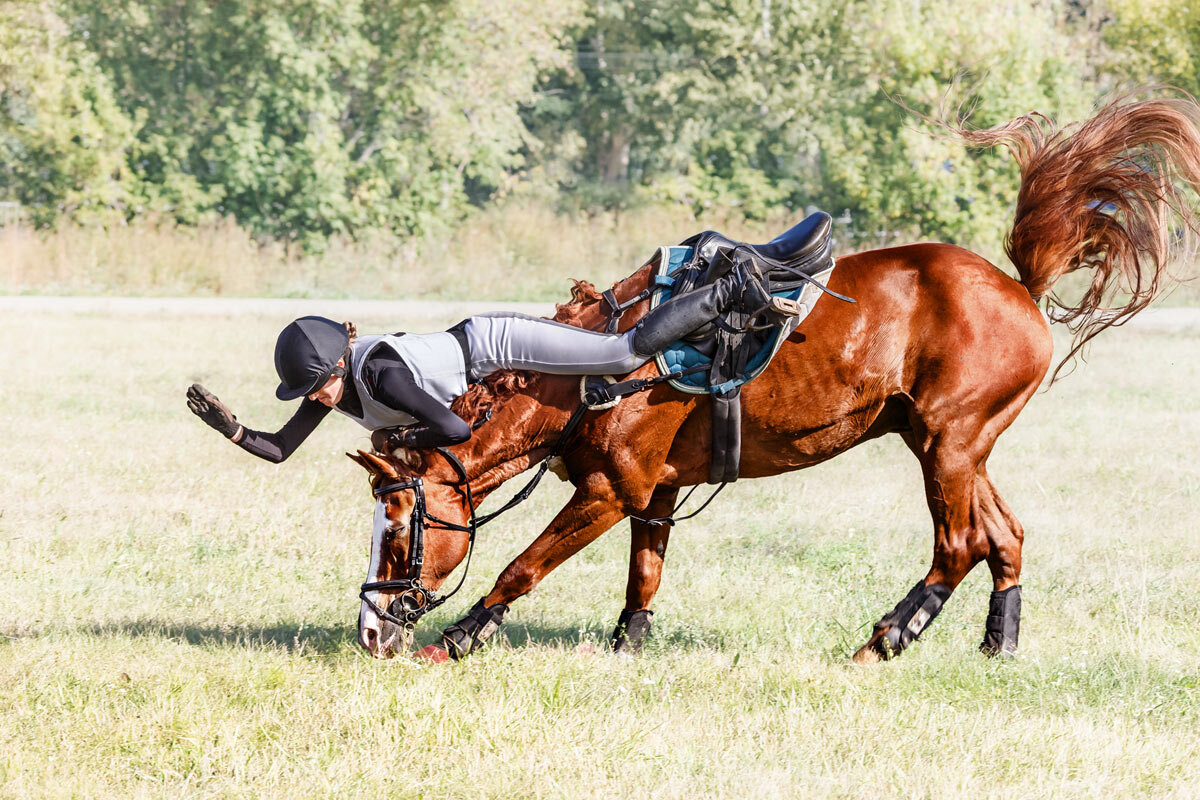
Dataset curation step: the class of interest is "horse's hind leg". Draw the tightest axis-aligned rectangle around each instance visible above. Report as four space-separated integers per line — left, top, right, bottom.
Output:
976 469 1024 656
852 438 993 664
611 486 678 653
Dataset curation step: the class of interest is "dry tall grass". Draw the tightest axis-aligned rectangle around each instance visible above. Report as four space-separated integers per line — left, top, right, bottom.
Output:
0 204 811 301
6 203 1198 306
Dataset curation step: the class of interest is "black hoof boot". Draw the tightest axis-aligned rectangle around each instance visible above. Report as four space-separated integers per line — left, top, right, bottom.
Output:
440 597 509 660
980 585 1021 657
610 609 653 654
876 581 952 659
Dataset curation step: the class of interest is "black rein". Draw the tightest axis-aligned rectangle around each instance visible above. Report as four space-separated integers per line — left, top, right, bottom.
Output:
358 385 728 628
358 405 589 628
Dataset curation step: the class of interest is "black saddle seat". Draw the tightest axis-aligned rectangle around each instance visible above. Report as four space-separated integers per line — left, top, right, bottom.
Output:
666 210 837 486
680 211 834 286
752 211 833 264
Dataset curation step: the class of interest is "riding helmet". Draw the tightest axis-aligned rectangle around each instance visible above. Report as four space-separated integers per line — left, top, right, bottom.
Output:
273 316 351 400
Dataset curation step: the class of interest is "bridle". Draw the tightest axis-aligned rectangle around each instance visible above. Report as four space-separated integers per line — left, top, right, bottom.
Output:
357 417 589 628
358 448 481 628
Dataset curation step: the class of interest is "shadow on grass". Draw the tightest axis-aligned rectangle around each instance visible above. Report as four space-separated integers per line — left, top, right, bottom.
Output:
12 613 836 659
410 621 618 652
413 618 734 655
6 616 689 658
35 619 361 655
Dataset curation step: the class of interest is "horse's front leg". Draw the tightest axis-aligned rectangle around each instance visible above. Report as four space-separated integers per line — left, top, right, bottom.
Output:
611 485 678 653
417 474 629 662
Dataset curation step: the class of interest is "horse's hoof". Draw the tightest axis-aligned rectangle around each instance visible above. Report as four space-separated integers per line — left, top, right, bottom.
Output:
980 641 1018 660
851 643 883 665
413 644 451 664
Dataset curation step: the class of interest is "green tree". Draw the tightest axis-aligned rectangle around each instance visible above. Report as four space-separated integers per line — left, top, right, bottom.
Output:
528 0 796 215
808 0 1097 251
534 0 1101 253
0 0 139 225
1103 0 1200 94
62 0 580 243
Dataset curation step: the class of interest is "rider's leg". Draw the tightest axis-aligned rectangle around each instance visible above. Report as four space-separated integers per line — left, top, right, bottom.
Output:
629 263 754 356
464 312 645 377
463 264 778 377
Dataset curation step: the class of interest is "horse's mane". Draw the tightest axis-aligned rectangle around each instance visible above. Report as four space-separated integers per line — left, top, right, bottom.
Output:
553 279 606 322
451 369 537 429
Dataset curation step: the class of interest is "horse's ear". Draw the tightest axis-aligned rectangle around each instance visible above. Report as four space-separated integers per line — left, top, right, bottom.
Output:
359 449 398 477
348 449 396 476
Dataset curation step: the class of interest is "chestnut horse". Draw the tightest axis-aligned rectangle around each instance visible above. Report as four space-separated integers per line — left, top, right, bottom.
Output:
352 94 1200 662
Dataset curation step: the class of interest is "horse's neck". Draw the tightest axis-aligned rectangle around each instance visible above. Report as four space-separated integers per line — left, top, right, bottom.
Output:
455 383 576 498
439 262 657 497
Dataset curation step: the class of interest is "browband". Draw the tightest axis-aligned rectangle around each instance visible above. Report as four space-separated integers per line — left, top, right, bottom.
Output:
373 478 423 497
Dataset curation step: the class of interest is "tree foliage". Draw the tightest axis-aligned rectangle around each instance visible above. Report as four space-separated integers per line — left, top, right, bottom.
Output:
39 0 578 242
531 0 1096 252
0 0 139 224
0 0 1194 249
1103 0 1200 94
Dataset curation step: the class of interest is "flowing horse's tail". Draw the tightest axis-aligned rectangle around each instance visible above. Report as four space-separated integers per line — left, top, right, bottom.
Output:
955 91 1200 380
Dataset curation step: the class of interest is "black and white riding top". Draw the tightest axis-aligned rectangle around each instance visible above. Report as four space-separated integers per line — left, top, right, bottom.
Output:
236 331 473 463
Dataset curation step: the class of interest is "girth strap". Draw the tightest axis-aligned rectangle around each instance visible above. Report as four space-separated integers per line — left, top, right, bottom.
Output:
708 392 741 484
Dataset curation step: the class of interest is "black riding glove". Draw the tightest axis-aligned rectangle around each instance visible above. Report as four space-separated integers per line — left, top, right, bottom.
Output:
186 383 241 439
372 426 417 453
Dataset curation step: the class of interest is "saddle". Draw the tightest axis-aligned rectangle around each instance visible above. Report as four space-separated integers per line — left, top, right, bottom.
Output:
593 211 845 485
681 210 835 290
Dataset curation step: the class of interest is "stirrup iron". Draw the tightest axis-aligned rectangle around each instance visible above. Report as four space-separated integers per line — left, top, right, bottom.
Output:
766 296 803 316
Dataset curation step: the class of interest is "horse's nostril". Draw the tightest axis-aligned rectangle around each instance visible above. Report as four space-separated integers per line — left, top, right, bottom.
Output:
362 627 379 652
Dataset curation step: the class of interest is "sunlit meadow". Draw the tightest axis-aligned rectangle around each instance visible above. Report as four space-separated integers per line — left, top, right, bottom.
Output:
0 303 1197 798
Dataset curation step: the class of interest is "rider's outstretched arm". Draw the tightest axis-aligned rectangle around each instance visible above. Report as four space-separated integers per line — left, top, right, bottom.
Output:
187 384 331 463
234 399 331 462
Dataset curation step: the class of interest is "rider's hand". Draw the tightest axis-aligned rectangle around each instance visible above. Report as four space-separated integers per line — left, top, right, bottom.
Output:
373 426 415 453
186 383 242 439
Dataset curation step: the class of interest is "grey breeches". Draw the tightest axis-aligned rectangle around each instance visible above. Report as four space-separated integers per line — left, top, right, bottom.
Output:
463 312 646 379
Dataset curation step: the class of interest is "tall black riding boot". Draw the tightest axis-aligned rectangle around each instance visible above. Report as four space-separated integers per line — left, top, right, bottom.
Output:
632 262 773 357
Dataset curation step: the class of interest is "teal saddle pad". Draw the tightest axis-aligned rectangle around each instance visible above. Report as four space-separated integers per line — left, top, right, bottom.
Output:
650 245 833 395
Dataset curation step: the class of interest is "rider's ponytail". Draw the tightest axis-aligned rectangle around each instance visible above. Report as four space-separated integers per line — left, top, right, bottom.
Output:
329 321 357 381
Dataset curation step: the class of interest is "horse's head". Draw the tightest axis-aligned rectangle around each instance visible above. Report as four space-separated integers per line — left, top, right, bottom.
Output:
347 449 472 659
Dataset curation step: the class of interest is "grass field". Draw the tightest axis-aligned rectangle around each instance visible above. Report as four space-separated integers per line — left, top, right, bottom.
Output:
1 306 1198 799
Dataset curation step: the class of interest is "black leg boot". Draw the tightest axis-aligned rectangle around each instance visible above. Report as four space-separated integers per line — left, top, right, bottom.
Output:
632 262 775 357
980 585 1021 657
874 581 953 659
439 597 509 660
610 609 654 654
